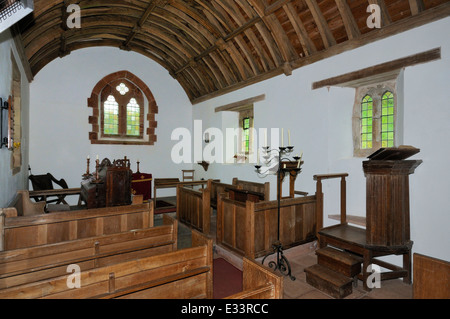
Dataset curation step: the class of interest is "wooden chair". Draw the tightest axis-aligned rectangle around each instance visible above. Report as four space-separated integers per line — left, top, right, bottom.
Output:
182 169 195 182
28 173 69 204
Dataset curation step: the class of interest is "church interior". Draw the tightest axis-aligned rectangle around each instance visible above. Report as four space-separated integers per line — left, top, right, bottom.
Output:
0 0 449 301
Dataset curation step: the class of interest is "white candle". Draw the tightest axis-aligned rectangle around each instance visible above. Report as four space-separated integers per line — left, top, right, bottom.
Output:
96 155 99 160
288 130 291 146
281 128 284 147
257 150 260 165
297 152 303 168
87 155 90 160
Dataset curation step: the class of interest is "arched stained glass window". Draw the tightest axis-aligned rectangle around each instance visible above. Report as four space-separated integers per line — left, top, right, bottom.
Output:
104 95 119 135
100 79 144 139
361 95 373 149
381 91 395 148
127 98 140 136
88 71 158 146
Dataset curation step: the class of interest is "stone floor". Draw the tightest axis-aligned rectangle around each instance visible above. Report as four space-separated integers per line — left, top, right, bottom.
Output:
155 197 413 300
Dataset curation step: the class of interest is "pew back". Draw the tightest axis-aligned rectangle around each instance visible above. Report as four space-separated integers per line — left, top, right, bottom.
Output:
0 215 177 289
232 178 270 201
0 203 153 251
217 194 316 258
0 230 213 299
176 185 211 234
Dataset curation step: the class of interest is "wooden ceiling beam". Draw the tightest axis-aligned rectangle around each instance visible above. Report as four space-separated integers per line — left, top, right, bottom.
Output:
121 0 167 50
283 2 317 57
304 0 336 49
368 0 392 27
334 0 360 40
408 0 425 16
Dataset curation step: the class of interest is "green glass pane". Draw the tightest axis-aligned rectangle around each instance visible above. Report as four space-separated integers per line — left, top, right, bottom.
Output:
382 141 387 147
388 141 394 147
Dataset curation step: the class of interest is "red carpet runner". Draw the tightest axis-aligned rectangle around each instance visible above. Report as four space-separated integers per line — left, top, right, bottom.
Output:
213 258 243 299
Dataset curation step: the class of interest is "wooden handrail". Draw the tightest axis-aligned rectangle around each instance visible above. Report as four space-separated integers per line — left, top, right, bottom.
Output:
313 173 349 181
314 173 348 235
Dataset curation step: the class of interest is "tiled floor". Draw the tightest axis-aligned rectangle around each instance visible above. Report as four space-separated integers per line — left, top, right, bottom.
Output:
156 198 413 300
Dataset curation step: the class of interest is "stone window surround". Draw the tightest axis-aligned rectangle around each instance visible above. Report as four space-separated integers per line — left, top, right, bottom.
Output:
88 70 158 145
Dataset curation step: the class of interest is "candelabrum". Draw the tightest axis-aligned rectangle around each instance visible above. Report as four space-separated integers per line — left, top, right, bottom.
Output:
255 145 302 281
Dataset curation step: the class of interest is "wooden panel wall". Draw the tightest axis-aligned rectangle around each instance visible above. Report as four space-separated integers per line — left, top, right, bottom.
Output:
413 253 450 299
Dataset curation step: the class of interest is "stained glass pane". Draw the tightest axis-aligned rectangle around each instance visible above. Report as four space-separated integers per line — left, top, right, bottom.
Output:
116 83 129 95
126 98 140 136
361 95 373 149
381 91 395 148
104 95 119 135
242 117 250 153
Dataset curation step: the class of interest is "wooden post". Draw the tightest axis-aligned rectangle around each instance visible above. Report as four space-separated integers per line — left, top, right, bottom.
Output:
176 184 181 222
340 176 347 225
202 187 211 235
0 211 4 251
246 200 255 259
315 179 323 235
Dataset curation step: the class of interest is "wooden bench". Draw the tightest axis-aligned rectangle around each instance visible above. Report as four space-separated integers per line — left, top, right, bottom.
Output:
217 193 317 259
176 185 211 234
0 214 177 289
0 202 153 251
0 230 213 299
2 190 46 217
226 257 284 299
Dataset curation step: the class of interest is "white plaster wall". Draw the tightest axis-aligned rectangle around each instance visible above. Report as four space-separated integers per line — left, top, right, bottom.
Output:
193 18 450 262
0 29 30 207
29 47 193 200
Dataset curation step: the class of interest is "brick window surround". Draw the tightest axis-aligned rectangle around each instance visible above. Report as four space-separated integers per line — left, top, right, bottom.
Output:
88 71 157 145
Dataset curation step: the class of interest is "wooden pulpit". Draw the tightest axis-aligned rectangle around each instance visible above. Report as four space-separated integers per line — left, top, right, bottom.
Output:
363 146 422 247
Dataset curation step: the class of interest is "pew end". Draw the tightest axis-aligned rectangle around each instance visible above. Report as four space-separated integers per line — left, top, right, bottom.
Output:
226 257 284 299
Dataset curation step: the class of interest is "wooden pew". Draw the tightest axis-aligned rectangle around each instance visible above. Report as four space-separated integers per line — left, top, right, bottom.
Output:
217 194 317 259
0 230 213 299
176 185 211 234
0 203 153 251
208 180 233 209
208 178 269 209
232 178 270 201
226 257 284 299
0 215 177 289
2 190 46 217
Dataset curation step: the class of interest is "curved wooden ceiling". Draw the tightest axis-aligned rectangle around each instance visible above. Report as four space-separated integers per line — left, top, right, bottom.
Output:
16 0 450 103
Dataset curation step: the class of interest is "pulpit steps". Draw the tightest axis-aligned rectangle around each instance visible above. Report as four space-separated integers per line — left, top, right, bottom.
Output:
305 246 362 299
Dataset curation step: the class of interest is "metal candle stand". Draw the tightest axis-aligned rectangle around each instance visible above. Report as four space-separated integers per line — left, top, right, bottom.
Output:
255 145 302 281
